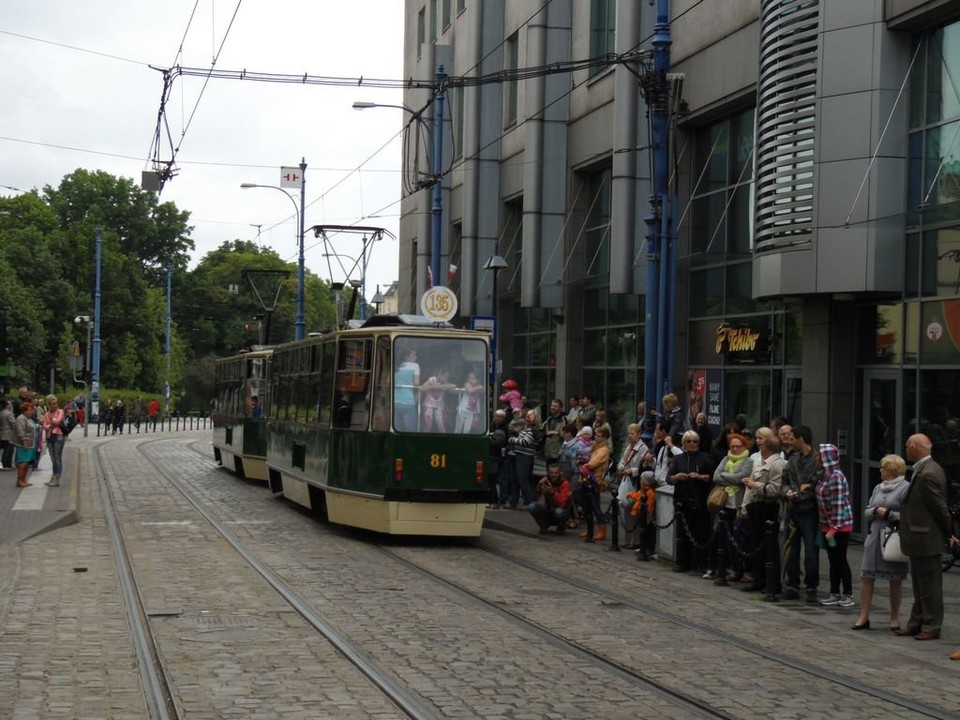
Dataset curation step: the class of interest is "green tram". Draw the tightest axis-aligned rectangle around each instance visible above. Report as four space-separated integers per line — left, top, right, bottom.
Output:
267 315 491 536
212 347 272 482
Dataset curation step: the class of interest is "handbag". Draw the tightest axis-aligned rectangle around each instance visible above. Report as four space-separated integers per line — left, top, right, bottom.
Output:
707 484 727 513
881 525 908 563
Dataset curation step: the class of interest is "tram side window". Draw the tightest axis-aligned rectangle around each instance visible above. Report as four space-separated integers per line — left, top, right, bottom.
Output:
318 341 336 427
372 338 391 432
393 335 488 434
334 338 372 430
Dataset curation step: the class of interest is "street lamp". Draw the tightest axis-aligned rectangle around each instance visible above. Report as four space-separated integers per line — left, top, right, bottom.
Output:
241 170 307 341
483 255 508 388
354 73 447 300
371 285 385 315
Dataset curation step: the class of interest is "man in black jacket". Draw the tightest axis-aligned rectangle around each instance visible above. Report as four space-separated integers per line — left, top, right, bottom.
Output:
781 424 821 602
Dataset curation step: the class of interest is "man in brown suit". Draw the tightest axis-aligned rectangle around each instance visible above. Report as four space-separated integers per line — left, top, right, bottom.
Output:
896 434 958 640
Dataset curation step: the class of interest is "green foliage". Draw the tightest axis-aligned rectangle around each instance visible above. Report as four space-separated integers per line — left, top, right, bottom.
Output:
0 168 350 398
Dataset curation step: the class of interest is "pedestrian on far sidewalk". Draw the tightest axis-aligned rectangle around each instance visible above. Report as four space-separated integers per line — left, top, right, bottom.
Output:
13 402 39 488
41 395 66 487
0 399 15 469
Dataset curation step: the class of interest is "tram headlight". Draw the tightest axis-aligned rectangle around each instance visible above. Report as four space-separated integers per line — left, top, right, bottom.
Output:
394 458 404 483
475 461 484 485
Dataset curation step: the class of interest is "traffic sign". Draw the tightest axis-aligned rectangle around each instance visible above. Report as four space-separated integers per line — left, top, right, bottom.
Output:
420 286 458 322
280 166 303 189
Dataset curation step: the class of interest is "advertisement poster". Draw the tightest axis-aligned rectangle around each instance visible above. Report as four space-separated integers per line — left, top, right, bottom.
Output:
688 368 723 436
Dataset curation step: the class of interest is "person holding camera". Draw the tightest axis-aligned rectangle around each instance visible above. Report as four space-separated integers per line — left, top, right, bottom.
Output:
528 462 571 534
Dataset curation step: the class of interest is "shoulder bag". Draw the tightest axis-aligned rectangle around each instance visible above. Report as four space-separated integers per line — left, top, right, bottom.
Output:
881 525 908 563
707 484 727 513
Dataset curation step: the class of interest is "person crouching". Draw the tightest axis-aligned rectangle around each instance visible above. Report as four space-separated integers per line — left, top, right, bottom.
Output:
528 462 571 534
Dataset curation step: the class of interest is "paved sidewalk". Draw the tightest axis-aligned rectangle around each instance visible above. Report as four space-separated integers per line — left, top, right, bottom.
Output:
0 441 79 546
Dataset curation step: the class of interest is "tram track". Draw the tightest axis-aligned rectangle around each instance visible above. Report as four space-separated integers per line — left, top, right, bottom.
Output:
179 437 955 718
468 543 958 719
92 441 182 720
178 438 731 718
122 437 443 720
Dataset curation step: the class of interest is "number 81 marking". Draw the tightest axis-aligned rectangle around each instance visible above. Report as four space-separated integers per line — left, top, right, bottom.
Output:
429 453 447 468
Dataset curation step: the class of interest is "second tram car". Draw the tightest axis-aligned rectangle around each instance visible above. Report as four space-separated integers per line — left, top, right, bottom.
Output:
267 315 491 536
212 347 272 481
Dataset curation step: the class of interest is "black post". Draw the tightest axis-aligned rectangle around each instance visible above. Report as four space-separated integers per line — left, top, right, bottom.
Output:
610 494 620 551
764 519 779 603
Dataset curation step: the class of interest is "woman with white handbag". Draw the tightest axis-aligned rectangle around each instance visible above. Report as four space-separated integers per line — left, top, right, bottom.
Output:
852 454 910 631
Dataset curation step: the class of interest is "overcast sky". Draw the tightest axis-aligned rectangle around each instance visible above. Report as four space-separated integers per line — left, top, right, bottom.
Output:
0 0 407 300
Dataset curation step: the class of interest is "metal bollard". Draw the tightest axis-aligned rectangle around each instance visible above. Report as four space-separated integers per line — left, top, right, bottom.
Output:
610 494 620 552
714 512 729 586
764 518 779 603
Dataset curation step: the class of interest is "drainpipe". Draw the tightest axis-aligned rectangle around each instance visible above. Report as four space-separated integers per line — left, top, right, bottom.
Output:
521 15 546 308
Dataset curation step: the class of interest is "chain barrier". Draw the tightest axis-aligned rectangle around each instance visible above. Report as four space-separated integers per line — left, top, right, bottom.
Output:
675 509 718 551
722 517 767 561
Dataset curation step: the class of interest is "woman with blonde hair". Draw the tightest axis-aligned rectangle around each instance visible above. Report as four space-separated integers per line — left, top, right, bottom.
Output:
852 454 910 630
41 395 67 487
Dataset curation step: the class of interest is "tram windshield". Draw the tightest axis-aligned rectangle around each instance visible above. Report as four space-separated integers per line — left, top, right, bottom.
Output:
390 335 488 434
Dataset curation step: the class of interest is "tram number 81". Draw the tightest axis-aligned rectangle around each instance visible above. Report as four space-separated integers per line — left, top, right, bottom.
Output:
429 453 448 469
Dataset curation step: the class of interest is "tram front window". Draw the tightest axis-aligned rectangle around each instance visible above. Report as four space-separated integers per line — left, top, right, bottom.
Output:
393 336 487 434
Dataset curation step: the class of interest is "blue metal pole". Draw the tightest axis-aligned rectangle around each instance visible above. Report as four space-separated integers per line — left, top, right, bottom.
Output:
643 208 660 410
431 66 446 289
92 226 102 423
650 0 672 407
296 158 307 340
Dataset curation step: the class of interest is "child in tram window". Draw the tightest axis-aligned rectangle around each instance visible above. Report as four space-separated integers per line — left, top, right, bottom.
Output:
421 368 455 432
455 371 483 433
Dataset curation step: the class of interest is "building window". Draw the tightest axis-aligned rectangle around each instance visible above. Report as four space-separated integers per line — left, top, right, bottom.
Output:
581 287 643 445
510 307 557 414
590 0 616 76
502 198 523 294
442 0 451 30
504 32 518 127
907 23 960 228
457 0 466 13
583 167 612 280
688 108 762 319
430 0 438 42
453 85 464 160
418 8 425 56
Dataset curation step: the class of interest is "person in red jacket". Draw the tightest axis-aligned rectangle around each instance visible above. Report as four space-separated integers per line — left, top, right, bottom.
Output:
147 398 160 430
528 462 571 534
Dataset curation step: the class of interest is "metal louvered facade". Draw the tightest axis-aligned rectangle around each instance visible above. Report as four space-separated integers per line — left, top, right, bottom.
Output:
754 0 820 252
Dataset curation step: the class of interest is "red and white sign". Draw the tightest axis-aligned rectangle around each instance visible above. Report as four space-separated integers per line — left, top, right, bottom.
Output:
280 166 302 189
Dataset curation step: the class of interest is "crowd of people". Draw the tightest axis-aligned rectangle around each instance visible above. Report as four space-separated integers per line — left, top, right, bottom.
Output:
0 386 81 488
490 385 960 660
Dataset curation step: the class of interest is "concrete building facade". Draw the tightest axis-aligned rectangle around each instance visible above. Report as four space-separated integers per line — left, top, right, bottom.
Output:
401 0 960 530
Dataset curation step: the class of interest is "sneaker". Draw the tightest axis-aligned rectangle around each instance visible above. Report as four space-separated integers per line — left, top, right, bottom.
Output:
45 479 60 487
701 570 716 579
819 593 841 606
837 594 856 608
782 587 800 600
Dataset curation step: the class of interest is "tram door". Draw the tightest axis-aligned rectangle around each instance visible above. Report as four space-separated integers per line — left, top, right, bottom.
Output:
856 370 901 536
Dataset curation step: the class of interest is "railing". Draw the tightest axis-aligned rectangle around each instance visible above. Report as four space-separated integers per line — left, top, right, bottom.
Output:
91 413 211 437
